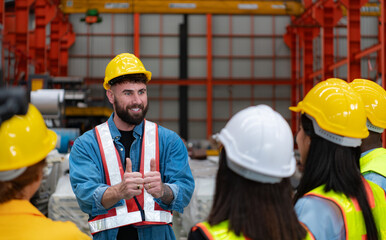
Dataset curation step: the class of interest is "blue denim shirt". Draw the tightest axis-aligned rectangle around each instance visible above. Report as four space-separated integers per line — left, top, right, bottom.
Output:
69 114 195 240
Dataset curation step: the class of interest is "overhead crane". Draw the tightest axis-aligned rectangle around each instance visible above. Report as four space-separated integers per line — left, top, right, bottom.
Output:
60 0 304 15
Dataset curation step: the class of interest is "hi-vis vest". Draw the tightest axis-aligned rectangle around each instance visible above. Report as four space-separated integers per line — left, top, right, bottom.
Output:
360 147 386 177
193 220 315 240
305 179 386 239
88 120 172 235
193 221 249 240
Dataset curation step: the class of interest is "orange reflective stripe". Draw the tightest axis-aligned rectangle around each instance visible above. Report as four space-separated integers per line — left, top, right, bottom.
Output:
352 179 375 211
305 192 349 240
300 221 316 240
195 222 214 240
362 178 375 208
95 123 111 185
351 197 361 211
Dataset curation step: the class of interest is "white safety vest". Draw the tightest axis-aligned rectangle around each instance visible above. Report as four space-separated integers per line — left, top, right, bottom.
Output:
88 120 172 234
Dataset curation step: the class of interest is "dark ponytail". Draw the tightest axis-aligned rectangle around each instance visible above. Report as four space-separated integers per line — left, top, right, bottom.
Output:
294 114 378 240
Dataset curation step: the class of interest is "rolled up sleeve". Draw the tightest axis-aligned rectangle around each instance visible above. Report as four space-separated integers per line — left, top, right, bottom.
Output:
69 134 123 217
156 129 195 213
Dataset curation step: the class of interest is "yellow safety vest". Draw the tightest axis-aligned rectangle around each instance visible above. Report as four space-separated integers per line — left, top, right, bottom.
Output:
193 220 314 240
360 148 386 177
305 180 386 239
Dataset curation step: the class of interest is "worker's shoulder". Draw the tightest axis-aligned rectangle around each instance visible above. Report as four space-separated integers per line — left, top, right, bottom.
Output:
157 124 182 140
36 218 91 240
73 128 97 145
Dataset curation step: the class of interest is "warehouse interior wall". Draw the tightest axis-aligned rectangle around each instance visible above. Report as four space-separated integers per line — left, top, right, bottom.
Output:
67 13 293 140
1 2 383 142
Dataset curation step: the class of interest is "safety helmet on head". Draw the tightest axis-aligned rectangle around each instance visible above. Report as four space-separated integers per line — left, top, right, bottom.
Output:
349 78 386 133
0 104 57 172
217 104 296 183
289 78 368 147
104 53 152 90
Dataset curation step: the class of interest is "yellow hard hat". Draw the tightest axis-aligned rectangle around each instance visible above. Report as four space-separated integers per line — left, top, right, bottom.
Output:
289 78 369 139
103 53 152 90
349 79 386 130
0 104 57 171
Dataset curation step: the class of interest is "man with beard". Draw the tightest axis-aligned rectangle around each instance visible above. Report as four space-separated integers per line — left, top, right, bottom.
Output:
69 53 195 240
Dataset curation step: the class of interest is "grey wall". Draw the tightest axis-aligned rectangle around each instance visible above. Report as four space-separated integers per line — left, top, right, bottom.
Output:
66 13 379 140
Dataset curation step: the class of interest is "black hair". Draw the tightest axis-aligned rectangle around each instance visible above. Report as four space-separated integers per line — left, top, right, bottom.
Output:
207 148 306 240
108 73 147 87
294 114 378 240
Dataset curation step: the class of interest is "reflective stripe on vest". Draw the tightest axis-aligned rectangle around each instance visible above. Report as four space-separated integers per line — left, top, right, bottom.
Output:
305 179 386 239
300 222 316 240
194 221 314 240
194 221 248 240
88 120 172 234
360 147 386 177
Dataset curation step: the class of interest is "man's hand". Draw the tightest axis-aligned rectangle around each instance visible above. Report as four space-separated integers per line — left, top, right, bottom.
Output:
119 158 144 199
144 159 174 204
144 158 164 198
101 158 144 209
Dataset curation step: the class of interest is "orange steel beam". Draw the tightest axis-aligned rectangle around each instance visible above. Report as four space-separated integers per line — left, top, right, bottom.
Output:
284 26 298 136
272 16 276 110
50 13 61 76
134 13 140 56
290 1 320 95
148 79 291 85
206 14 213 139
15 0 33 83
59 16 75 75
4 12 16 84
228 15 233 119
250 15 255 106
83 77 292 85
377 14 381 78
35 0 56 74
35 0 45 73
61 0 304 15
312 0 342 80
59 17 66 75
381 0 386 147
0 0 4 82
355 44 381 60
299 25 317 95
308 44 381 79
340 0 368 82
0 0 3 25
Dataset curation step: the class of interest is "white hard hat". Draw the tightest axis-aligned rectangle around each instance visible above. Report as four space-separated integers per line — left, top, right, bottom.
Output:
218 105 296 183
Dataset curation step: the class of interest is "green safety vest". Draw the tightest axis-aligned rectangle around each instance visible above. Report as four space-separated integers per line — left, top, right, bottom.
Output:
193 220 314 240
360 147 386 177
194 221 247 240
305 180 386 240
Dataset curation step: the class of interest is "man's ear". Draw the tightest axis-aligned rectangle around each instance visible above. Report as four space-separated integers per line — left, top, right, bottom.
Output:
106 89 114 104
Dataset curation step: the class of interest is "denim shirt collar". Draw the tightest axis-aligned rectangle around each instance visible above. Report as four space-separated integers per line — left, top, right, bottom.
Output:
107 113 144 140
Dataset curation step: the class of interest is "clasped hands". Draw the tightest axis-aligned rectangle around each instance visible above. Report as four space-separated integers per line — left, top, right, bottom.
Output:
118 157 165 200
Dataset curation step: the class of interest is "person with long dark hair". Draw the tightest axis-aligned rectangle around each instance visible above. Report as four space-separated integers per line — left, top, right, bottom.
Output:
290 78 386 240
188 105 308 240
350 78 386 192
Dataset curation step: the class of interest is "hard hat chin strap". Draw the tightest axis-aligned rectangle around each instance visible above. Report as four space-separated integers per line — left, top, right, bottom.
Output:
0 167 26 181
226 157 282 184
367 120 384 133
306 114 362 147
